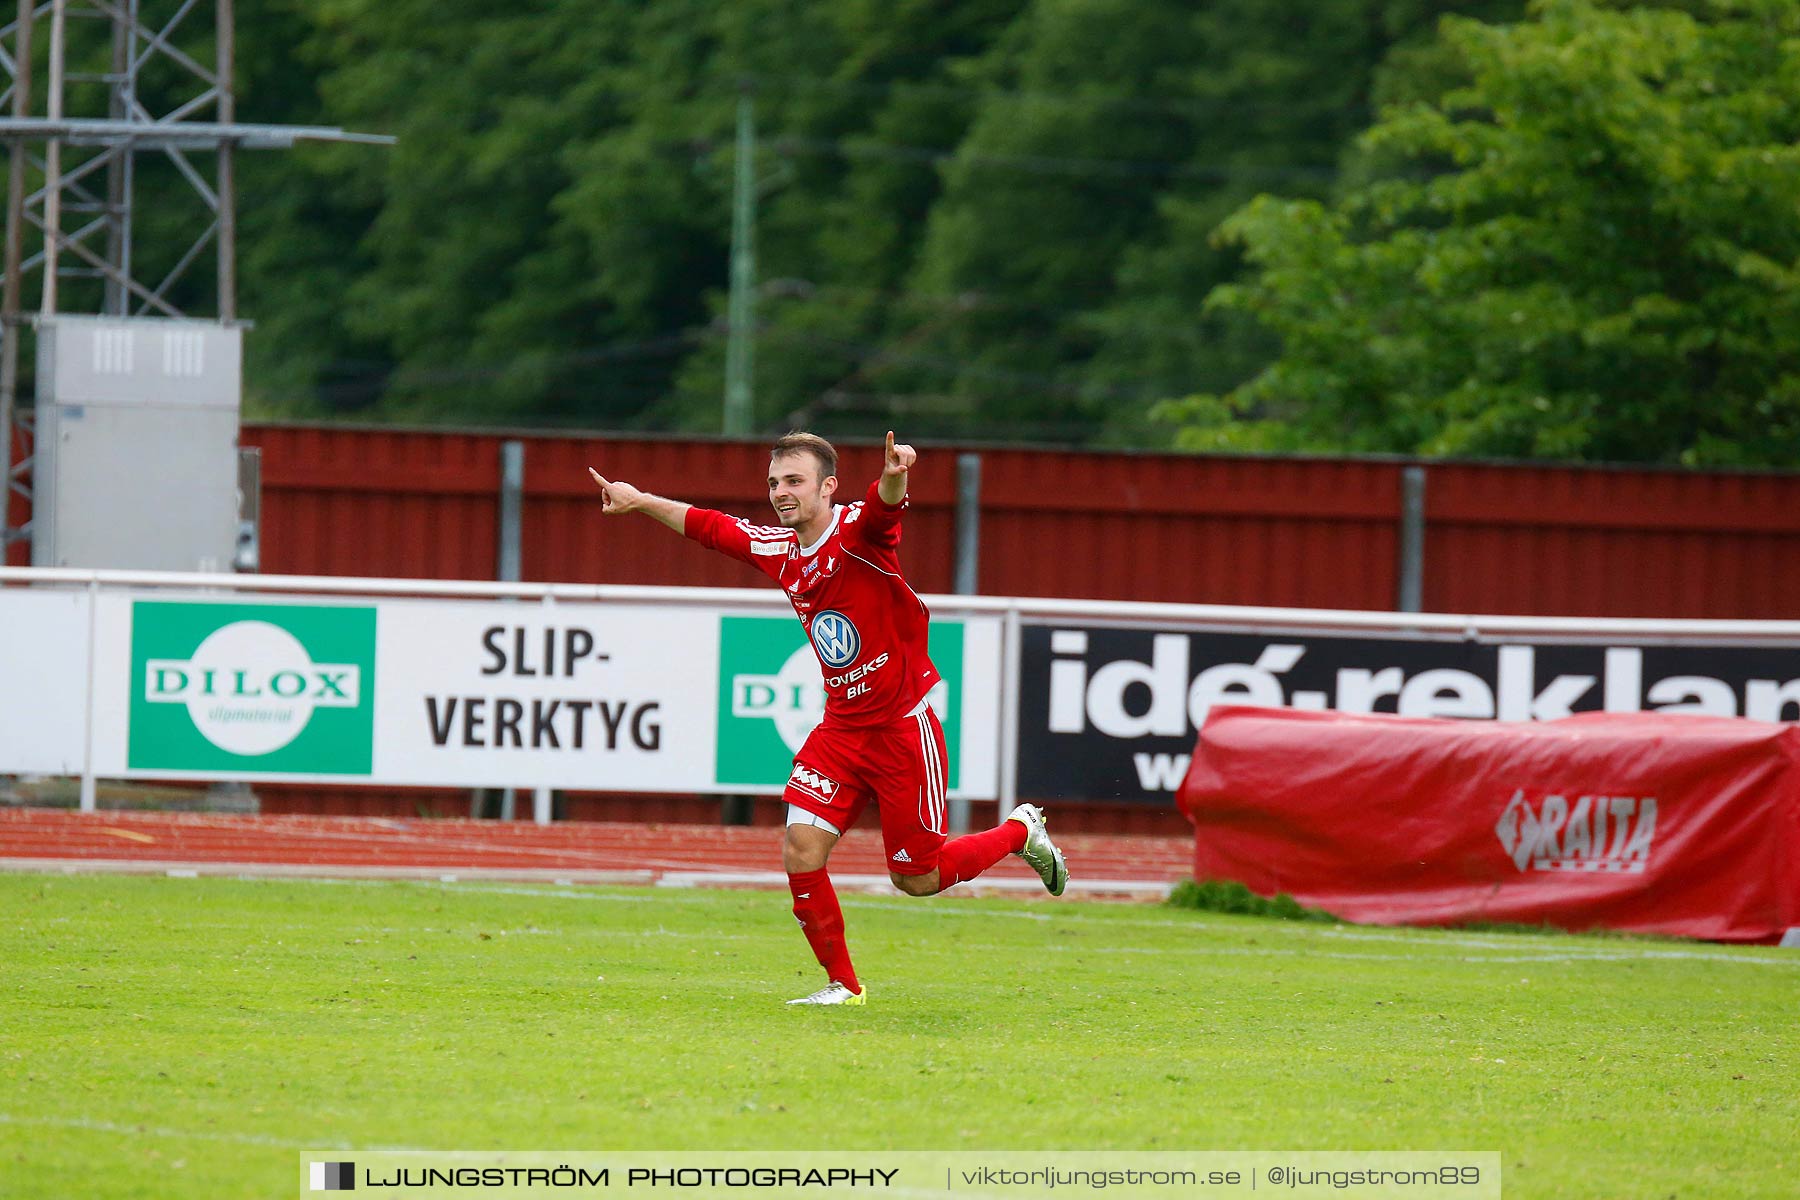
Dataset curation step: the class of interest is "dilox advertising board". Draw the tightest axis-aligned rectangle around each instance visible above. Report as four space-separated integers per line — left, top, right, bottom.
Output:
6 581 1799 805
73 592 1002 796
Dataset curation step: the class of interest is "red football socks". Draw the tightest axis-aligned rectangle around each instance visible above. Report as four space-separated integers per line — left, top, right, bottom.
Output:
934 819 1028 891
787 868 859 994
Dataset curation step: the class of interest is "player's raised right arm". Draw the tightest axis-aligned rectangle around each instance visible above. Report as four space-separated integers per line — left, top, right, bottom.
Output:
588 468 691 534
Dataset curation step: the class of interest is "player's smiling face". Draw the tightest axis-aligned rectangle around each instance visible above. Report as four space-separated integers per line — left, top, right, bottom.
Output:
768 451 838 536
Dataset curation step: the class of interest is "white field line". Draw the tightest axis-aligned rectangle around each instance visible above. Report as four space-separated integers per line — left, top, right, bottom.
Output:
40 923 762 942
12 864 1786 964
41 913 1784 968
841 901 1800 961
0 1112 425 1152
0 858 1173 897
271 874 1125 908
241 876 659 901
653 869 1169 896
0 858 659 885
315 877 1789 960
414 886 654 902
947 941 1800 968
842 899 1053 920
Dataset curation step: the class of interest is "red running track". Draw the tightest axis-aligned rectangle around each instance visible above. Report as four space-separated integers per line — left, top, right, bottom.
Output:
0 808 1193 899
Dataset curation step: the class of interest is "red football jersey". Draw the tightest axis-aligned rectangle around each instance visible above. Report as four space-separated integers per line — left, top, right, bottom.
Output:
684 480 941 729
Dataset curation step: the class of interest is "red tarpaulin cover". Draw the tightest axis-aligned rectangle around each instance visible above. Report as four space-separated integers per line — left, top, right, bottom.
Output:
1176 706 1800 943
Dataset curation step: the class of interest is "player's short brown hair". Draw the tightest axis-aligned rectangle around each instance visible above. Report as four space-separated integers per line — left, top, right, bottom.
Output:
769 431 837 482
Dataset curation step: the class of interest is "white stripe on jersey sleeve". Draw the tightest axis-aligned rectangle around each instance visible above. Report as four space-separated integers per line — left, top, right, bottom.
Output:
735 517 795 555
735 518 792 539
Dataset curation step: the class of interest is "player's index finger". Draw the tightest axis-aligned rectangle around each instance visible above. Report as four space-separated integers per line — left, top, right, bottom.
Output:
588 467 609 486
885 430 896 456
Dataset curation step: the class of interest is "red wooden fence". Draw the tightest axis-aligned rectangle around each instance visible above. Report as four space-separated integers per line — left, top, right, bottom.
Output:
239 423 1800 619
3 418 29 568
13 421 1800 832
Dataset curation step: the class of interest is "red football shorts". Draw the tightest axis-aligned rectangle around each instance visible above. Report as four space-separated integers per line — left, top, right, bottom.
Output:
782 703 949 876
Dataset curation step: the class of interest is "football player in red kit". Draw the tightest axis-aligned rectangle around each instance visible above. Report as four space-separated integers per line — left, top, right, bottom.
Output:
589 431 1068 1006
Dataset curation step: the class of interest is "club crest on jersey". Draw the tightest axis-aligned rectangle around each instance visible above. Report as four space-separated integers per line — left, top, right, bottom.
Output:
789 764 841 805
810 610 861 668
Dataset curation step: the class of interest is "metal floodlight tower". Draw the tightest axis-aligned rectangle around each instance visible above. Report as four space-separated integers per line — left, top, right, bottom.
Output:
0 0 390 562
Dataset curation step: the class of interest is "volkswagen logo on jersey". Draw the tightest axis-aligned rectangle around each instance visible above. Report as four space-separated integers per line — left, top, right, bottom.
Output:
810 610 861 668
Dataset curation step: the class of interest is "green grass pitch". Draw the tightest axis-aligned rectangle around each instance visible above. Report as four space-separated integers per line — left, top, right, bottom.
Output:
3 872 1796 1198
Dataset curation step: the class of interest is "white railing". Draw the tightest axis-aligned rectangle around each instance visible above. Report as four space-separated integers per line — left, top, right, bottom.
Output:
6 566 1800 821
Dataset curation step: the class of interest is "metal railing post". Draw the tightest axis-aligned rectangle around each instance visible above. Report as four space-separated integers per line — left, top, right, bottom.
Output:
953 452 981 597
498 440 524 583
1397 465 1427 614
79 576 98 811
997 604 1022 823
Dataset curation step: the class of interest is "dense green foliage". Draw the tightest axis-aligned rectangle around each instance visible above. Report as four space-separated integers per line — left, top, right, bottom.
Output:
1164 0 1800 465
220 0 1520 440
7 874 1800 1198
30 1 1798 461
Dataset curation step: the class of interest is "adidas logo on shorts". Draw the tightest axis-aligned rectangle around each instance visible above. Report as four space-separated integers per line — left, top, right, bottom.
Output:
891 849 912 863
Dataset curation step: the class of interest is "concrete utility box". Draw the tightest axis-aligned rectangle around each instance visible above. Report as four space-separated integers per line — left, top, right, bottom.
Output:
31 316 243 571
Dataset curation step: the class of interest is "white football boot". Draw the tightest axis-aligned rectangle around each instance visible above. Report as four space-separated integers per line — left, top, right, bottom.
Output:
1006 803 1069 896
786 981 867 1006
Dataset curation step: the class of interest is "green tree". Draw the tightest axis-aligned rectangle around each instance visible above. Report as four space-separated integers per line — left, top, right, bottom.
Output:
227 0 1536 442
237 0 389 417
1165 0 1800 465
304 0 652 424
885 0 1217 441
239 0 1029 430
661 0 1031 436
1082 0 1521 445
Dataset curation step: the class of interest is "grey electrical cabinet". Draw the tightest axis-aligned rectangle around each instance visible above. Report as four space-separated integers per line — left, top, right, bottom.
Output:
31 315 243 572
